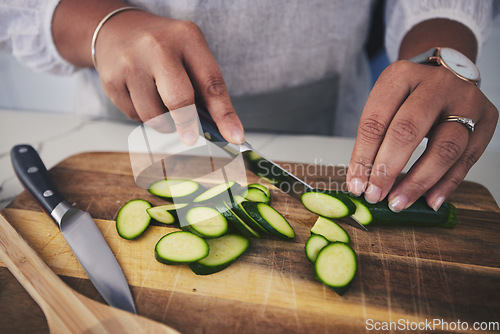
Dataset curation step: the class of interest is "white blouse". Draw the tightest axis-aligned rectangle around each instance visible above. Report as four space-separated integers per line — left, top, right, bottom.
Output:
0 0 496 136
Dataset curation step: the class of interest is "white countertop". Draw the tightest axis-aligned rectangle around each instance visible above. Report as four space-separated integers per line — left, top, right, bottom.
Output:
1 108 499 209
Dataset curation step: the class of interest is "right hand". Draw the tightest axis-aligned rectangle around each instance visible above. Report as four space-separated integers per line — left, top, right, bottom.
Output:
93 10 244 144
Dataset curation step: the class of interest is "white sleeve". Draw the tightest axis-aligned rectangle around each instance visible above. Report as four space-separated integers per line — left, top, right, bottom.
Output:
385 0 495 62
0 0 77 75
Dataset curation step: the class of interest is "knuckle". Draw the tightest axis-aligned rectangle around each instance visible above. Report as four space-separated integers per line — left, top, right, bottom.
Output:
460 151 480 172
380 60 412 80
434 140 463 164
447 174 465 188
389 119 420 144
168 93 194 111
204 76 228 98
358 115 387 142
405 178 430 195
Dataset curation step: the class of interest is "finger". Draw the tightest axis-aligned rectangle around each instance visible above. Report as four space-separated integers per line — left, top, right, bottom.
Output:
181 24 245 144
425 105 498 210
363 84 443 204
153 60 200 145
347 61 416 196
126 72 176 133
386 120 469 212
100 77 141 122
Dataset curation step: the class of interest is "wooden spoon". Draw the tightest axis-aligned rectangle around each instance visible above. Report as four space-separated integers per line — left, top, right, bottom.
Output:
0 213 180 334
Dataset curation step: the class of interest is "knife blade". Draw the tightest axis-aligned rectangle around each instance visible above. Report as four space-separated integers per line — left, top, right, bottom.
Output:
10 144 137 313
197 108 368 232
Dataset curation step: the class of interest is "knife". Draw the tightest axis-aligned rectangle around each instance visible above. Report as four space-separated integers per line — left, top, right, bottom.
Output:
10 144 137 313
197 108 368 232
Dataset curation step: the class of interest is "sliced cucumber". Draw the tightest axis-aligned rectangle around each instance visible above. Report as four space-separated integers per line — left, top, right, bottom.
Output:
148 179 201 200
244 187 270 204
247 183 271 198
116 199 152 239
315 242 357 295
241 202 295 240
181 206 228 238
349 197 372 226
155 231 209 265
216 202 261 239
305 234 329 263
147 203 188 225
193 181 239 204
348 195 459 228
227 197 268 235
189 234 250 275
310 217 350 244
301 190 356 219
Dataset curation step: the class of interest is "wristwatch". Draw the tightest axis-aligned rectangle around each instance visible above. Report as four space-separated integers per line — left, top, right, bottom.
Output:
409 47 481 86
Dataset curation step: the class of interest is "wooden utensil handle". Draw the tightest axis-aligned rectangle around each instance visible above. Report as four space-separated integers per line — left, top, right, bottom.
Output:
0 213 79 314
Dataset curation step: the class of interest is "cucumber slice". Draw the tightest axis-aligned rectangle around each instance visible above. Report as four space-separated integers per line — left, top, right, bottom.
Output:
349 197 372 226
310 217 350 244
301 190 356 219
227 198 268 235
305 234 329 263
181 206 228 238
148 179 201 200
116 199 152 239
315 242 357 295
147 203 188 225
216 202 261 238
189 234 250 275
155 231 209 265
247 183 271 198
193 181 238 204
241 202 295 240
348 195 459 228
244 188 270 204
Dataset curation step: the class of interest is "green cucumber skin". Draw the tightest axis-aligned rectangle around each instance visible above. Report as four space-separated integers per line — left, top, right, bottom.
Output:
305 234 329 263
241 202 295 240
214 202 261 239
189 234 251 275
348 195 459 228
227 200 269 235
189 261 233 275
247 183 271 198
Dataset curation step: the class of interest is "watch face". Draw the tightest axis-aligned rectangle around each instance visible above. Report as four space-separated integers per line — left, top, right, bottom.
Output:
439 47 480 81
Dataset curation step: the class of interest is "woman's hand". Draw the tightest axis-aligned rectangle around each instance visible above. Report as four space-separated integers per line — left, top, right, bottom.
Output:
92 10 244 144
346 59 498 212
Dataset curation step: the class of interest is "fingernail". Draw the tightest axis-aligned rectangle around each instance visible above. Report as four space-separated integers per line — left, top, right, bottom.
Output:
389 195 408 213
364 184 382 204
231 127 245 145
432 196 445 212
182 131 198 146
348 178 366 196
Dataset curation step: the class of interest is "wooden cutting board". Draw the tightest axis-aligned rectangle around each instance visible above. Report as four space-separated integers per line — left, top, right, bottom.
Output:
1 152 499 334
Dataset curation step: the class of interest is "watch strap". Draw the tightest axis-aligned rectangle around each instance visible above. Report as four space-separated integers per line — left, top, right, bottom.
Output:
408 48 437 64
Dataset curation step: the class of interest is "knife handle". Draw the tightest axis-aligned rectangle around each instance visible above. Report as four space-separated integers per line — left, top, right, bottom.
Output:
11 144 64 215
197 106 228 145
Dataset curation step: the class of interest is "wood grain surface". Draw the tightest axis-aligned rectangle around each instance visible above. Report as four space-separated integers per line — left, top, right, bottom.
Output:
1 152 499 334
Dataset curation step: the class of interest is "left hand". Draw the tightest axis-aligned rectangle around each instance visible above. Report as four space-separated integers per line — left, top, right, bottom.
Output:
346 60 498 212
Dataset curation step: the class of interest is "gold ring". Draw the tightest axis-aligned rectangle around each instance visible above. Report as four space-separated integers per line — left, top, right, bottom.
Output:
442 116 475 133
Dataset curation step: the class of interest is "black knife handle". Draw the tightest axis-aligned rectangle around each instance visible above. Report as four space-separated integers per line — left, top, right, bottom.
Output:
197 106 228 145
11 144 64 214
